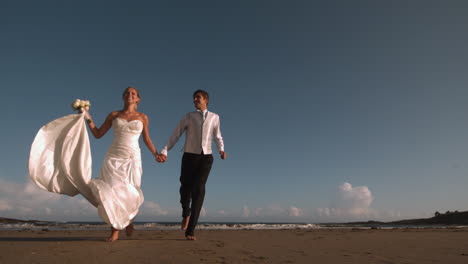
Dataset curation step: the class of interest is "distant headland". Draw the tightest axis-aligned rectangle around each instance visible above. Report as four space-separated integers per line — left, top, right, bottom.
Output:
346 210 468 226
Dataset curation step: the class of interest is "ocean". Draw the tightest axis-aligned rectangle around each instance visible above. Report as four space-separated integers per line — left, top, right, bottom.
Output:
0 221 319 231
1 221 466 231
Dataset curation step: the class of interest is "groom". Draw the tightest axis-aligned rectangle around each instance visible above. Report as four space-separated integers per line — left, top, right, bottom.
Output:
157 90 226 240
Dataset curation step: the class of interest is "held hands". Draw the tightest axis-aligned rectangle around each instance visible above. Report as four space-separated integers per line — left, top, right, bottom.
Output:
156 153 167 163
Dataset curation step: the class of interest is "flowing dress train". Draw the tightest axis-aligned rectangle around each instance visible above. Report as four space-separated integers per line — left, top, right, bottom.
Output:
29 113 144 230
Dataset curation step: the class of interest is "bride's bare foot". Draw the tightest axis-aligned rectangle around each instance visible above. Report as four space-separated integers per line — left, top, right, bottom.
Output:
125 224 134 237
106 228 119 242
186 235 196 241
181 216 190 230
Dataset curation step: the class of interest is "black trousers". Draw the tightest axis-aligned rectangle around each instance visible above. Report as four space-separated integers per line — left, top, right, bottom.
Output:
180 152 213 236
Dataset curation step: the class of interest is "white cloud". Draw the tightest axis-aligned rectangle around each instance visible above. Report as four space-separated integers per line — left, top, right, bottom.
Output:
140 201 168 216
254 204 286 217
242 205 250 218
0 200 12 211
0 178 168 221
314 183 425 222
316 208 330 217
288 206 304 217
200 207 207 217
0 178 96 220
315 182 375 221
241 204 305 220
218 210 227 216
336 182 373 214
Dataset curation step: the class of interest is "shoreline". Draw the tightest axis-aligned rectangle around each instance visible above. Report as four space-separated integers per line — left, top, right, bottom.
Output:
1 228 468 263
3 221 468 232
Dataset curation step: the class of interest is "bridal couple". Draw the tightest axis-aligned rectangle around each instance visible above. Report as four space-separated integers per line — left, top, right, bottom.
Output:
28 87 226 242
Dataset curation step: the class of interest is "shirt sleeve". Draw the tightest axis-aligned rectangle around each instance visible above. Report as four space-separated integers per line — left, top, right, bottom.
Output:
160 114 187 156
213 115 224 152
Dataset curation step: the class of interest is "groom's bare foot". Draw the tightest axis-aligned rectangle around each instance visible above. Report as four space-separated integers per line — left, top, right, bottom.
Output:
125 224 134 237
181 216 190 230
106 229 119 242
186 235 196 241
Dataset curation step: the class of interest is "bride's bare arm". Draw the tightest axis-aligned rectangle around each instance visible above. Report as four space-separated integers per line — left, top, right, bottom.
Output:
141 114 158 157
87 112 117 139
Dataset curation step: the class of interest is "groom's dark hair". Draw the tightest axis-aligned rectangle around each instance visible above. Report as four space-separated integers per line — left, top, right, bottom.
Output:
193 89 209 105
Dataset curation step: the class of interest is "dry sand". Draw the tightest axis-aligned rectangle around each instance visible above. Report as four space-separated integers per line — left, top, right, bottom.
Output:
1 228 468 263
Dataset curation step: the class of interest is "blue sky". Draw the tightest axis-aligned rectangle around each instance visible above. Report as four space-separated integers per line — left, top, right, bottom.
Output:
2 1 468 223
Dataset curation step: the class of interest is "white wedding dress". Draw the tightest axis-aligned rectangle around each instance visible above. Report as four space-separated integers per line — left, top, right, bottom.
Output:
29 113 144 230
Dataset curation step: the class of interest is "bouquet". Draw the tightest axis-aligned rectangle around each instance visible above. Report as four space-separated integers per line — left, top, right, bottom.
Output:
71 99 91 111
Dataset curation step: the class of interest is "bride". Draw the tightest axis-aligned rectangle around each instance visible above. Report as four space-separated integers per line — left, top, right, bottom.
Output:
29 87 159 242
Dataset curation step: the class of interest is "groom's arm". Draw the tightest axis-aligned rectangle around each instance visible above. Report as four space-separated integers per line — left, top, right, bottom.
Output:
213 115 226 159
159 114 188 159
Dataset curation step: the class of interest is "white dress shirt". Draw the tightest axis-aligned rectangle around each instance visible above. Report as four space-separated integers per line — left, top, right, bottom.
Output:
160 109 224 156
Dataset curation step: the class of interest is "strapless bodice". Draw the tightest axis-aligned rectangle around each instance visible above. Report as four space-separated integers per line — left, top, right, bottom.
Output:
109 117 143 157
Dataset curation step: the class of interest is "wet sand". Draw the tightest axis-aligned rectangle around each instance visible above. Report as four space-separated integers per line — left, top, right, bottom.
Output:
1 228 468 263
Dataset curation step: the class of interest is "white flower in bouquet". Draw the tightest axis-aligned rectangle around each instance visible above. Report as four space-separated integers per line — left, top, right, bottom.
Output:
72 99 81 109
71 99 91 111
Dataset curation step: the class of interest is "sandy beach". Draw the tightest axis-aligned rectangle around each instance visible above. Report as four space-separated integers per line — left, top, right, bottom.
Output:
0 228 467 263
